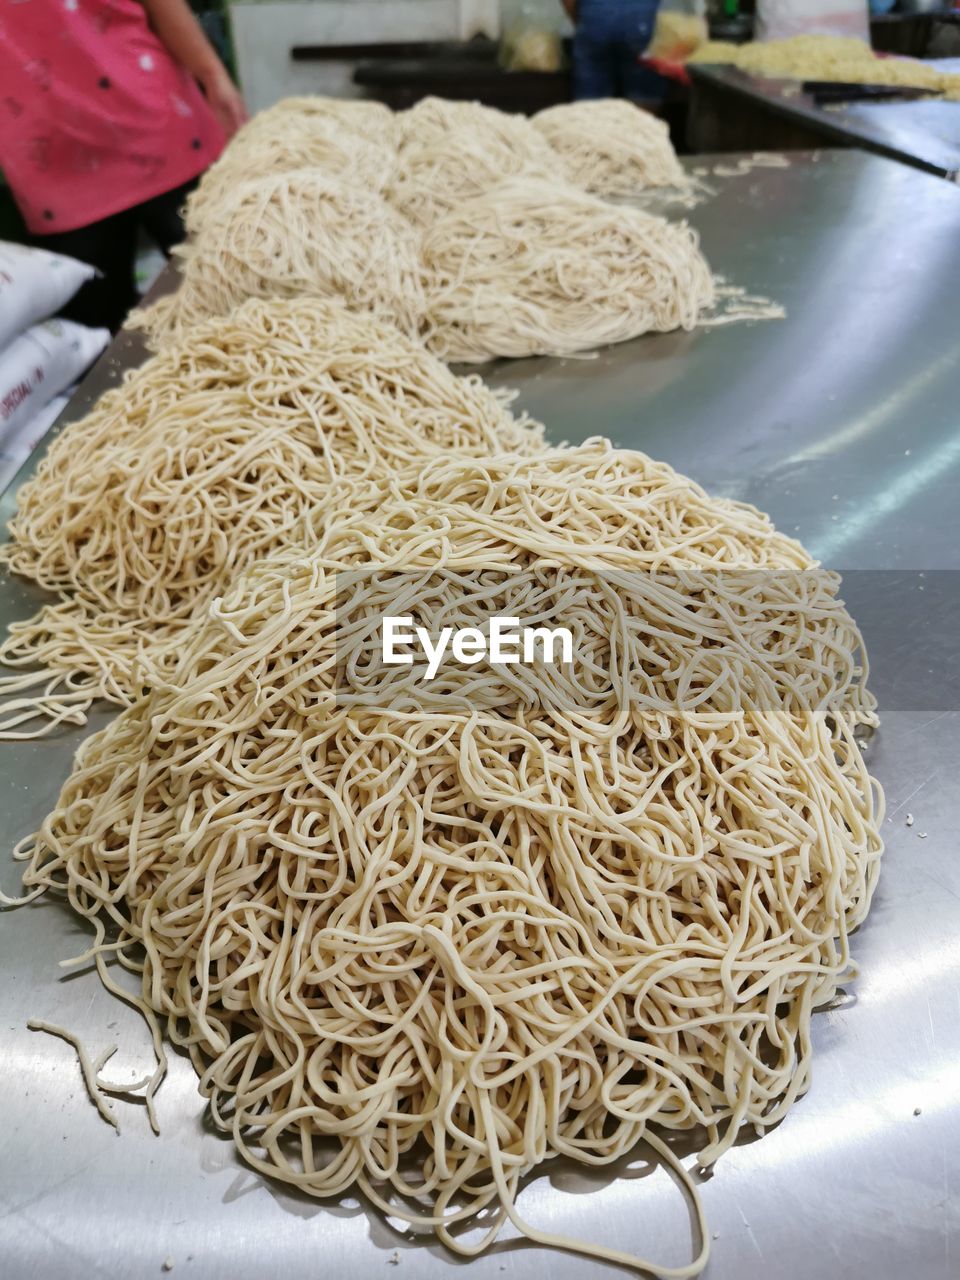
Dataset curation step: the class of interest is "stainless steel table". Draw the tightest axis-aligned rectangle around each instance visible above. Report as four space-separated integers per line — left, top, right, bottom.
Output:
2 151 959 1280
689 61 960 179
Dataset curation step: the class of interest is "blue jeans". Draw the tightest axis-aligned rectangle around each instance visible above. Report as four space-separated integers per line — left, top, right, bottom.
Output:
573 0 661 100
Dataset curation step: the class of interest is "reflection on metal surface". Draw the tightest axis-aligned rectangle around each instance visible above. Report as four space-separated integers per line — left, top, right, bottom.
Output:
866 933 960 1002
814 429 960 562
783 348 956 466
499 151 960 571
1 152 959 1280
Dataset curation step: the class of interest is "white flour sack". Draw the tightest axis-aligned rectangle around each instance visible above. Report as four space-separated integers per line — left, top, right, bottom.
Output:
0 319 108 443
0 390 71 496
757 0 869 41
0 242 97 349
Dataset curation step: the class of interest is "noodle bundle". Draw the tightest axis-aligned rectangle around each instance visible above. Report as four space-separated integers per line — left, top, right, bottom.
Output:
534 100 687 196
250 94 397 145
419 178 715 362
10 441 883 1274
183 109 396 237
0 298 544 733
388 95 560 226
133 171 424 348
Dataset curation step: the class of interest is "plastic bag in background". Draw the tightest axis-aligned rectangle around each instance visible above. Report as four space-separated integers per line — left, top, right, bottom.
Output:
648 0 708 61
0 389 72 496
757 0 870 42
0 318 108 442
500 0 565 72
502 27 563 71
0 242 96 350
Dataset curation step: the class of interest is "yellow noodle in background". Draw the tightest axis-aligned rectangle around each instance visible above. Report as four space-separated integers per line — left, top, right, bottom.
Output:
0 298 544 735
420 178 715 362
534 100 687 196
690 33 960 100
133 170 424 348
8 441 883 1275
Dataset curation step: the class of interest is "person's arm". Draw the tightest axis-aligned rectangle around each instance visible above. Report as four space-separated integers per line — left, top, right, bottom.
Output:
562 0 577 21
139 0 247 137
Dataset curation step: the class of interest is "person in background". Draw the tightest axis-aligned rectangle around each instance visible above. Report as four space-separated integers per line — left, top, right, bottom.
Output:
562 0 663 100
0 0 247 332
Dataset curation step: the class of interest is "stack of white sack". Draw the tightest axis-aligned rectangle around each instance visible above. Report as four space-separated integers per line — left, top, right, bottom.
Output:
0 242 110 494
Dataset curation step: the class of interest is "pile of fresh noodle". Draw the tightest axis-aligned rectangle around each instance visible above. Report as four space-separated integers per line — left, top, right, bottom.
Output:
8 440 883 1276
420 178 714 361
127 92 718 362
387 95 559 227
0 86 876 1276
183 99 397 237
533 100 687 195
689 33 960 99
132 171 424 347
0 297 544 734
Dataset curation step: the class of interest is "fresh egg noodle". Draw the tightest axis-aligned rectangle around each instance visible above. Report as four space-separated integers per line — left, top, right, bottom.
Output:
690 33 960 99
24 1020 138 1134
420 178 715 362
388 95 560 227
141 156 717 366
0 86 870 1273
533 101 687 196
249 95 397 146
132 171 424 349
8 441 883 1275
183 108 396 237
0 298 544 736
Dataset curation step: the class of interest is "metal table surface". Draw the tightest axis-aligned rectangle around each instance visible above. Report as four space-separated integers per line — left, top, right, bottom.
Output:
689 61 960 179
2 151 959 1279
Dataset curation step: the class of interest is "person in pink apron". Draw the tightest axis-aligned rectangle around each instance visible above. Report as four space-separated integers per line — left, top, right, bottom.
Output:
0 0 247 330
